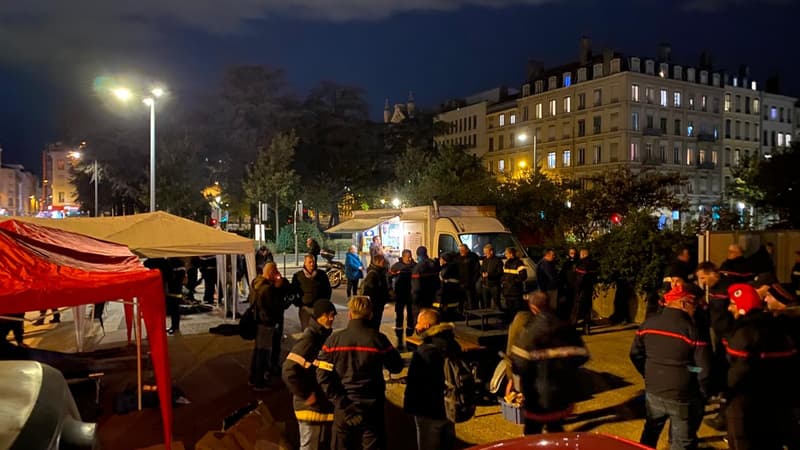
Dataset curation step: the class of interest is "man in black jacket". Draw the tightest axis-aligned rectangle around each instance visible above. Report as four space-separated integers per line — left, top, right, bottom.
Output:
510 290 589 435
317 296 403 450
536 249 558 310
282 300 337 450
456 244 481 310
630 284 711 450
557 247 578 320
720 244 754 283
250 262 288 390
307 238 321 262
724 283 800 450
411 246 440 314
481 244 504 310
362 253 390 329
404 309 460 450
390 249 416 350
292 255 333 330
571 248 599 335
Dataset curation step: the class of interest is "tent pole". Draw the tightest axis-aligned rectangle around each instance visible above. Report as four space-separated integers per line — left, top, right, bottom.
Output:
134 297 143 411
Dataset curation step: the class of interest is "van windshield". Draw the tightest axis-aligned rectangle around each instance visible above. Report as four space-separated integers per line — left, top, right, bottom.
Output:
459 233 528 258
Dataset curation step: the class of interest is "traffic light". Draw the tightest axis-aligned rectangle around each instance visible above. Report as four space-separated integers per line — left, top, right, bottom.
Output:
610 213 622 225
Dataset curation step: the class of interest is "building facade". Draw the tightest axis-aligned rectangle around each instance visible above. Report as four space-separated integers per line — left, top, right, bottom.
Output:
0 147 40 216
761 91 795 155
42 142 82 213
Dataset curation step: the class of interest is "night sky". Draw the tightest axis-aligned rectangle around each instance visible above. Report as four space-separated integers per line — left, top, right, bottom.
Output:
1 0 798 174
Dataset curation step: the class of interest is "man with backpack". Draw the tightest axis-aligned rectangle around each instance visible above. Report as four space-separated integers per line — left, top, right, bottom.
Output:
510 290 590 435
403 309 464 450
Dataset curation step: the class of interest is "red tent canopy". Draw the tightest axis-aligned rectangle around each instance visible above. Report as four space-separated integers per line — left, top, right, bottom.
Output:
0 219 173 449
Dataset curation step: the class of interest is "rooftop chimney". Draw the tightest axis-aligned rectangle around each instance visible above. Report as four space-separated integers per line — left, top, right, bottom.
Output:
579 36 592 66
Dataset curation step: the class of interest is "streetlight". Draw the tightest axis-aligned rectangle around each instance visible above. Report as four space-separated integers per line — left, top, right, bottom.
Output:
516 132 537 177
391 198 401 208
113 85 165 212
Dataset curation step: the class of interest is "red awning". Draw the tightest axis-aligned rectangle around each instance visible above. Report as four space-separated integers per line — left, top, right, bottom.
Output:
0 219 173 449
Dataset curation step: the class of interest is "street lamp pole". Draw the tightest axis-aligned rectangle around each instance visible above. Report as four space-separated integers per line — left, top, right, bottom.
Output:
144 97 157 212
93 160 98 217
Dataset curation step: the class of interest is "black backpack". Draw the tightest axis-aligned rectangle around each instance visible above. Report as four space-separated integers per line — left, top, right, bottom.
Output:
443 355 478 423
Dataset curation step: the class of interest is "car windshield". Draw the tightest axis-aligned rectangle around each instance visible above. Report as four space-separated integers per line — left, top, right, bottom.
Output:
459 233 528 259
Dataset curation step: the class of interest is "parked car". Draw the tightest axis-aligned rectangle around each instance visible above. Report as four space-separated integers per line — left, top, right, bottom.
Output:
467 432 653 450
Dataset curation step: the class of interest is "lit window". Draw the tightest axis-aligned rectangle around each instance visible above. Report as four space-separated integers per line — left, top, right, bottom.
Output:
712 150 718 165
751 81 757 90
660 89 667 107
631 84 640 102
549 100 557 116
593 89 602 106
770 107 778 120
687 121 694 137
733 77 738 87
688 96 695 110
510 113 516 125
753 98 760 113
499 114 505 127
673 92 681 107
701 95 707 111
724 94 731 112
630 143 639 161
686 147 694 165
536 103 543 119
564 97 571 113
632 112 639 131
778 132 785 147
563 150 571 167
498 160 505 172
547 152 556 169
564 74 572 87
787 134 792 147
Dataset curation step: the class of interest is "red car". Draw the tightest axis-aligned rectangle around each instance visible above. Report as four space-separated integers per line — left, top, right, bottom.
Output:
467 432 654 450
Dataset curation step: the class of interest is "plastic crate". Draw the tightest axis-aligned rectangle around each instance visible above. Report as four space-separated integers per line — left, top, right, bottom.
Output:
500 400 524 424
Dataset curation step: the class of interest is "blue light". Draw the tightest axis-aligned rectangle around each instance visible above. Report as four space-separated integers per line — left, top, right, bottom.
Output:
564 75 572 87
671 210 680 220
657 215 667 230
687 124 694 137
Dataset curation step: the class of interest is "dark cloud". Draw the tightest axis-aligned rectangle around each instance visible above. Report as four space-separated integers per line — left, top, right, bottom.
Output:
680 0 792 11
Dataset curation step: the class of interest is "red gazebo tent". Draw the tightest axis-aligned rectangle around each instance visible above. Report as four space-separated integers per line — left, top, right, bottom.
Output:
0 219 173 449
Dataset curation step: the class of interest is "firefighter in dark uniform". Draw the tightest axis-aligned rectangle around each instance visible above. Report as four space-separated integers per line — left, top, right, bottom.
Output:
571 248 599 335
510 291 589 435
282 300 337 450
389 249 416 350
695 261 735 431
724 283 800 450
411 246 440 319
434 252 462 321
630 284 711 449
501 247 527 321
720 244 754 284
316 296 403 450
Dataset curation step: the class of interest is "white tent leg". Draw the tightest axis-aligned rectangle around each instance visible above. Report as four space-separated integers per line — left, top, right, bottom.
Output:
73 305 86 353
231 254 238 321
134 297 143 411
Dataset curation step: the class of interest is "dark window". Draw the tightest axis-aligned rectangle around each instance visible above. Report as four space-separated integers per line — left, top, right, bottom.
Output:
578 120 586 137
646 115 654 129
489 137 494 151
438 235 459 255
674 119 682 136
660 118 668 134
593 116 602 134
578 93 586 110
578 148 586 165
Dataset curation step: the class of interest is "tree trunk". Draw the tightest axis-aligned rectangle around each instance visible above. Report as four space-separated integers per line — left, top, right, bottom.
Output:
275 193 280 242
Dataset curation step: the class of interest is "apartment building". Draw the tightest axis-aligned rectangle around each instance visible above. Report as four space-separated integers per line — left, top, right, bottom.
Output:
761 91 795 155
434 87 509 157
42 142 82 212
483 40 725 213
0 146 39 216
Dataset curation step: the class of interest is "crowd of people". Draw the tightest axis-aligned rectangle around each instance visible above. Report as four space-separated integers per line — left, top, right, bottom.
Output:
631 243 800 450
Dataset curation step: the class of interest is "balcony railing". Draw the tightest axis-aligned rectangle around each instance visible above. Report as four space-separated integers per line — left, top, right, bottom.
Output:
697 132 716 142
697 162 716 170
643 127 663 136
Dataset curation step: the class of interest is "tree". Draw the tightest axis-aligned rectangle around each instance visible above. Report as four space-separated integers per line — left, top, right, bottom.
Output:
494 168 568 244
738 143 800 227
390 145 498 206
243 131 300 240
561 167 685 242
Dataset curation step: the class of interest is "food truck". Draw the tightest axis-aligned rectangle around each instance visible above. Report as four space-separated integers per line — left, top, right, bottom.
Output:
325 204 536 283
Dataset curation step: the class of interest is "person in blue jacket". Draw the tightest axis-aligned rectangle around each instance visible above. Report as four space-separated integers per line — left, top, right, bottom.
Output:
345 245 364 297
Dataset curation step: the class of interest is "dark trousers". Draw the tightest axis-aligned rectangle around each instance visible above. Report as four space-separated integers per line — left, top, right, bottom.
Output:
414 416 454 450
166 295 181 331
523 418 564 435
570 289 593 325
504 295 524 321
271 320 283 370
202 268 217 303
640 393 703 450
187 267 200 293
462 284 478 310
369 302 385 329
394 293 413 333
482 285 501 309
250 324 274 385
333 402 385 450
727 396 800 450
347 278 360 297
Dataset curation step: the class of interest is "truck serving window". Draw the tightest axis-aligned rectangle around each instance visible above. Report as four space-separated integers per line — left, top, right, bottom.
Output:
459 233 527 258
